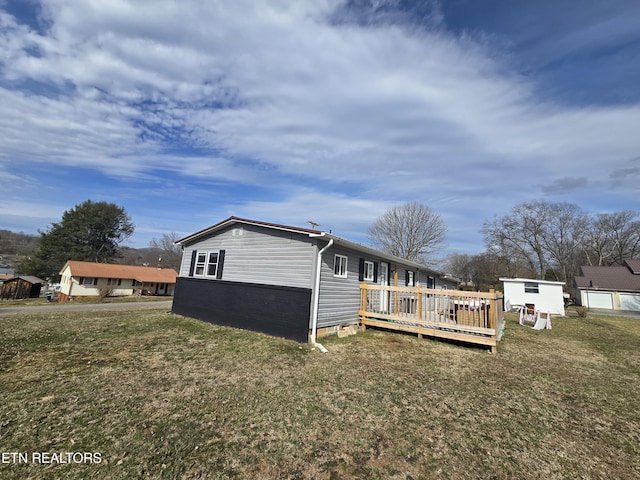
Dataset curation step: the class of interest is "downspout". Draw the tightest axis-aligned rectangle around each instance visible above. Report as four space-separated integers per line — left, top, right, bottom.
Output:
310 238 334 352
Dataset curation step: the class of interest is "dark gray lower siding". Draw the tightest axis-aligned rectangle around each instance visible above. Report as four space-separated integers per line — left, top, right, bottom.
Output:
172 277 312 343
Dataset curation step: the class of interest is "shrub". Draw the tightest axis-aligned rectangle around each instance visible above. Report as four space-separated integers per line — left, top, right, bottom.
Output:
97 287 113 303
576 306 588 318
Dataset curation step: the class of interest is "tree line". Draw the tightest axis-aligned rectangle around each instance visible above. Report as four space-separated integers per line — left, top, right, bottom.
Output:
448 201 640 290
366 200 639 291
9 198 639 290
0 230 40 256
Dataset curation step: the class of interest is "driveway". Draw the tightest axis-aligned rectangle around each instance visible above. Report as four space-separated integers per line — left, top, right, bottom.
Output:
0 300 173 315
585 308 640 319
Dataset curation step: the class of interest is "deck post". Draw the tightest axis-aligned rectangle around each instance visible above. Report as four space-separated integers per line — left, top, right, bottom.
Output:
360 282 367 332
360 282 367 312
488 290 497 332
393 267 398 314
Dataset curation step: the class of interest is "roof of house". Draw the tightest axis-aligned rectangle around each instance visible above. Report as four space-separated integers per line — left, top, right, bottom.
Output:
2 275 45 284
625 258 640 274
499 277 565 286
60 261 178 283
175 216 322 244
175 216 445 277
574 261 640 292
0 274 14 281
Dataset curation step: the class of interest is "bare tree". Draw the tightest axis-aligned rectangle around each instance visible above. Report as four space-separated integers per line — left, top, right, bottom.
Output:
605 211 640 265
444 250 535 289
368 202 447 265
97 286 113 303
482 200 590 282
581 215 616 266
539 202 589 282
149 232 182 271
443 253 473 285
482 202 550 278
582 211 640 265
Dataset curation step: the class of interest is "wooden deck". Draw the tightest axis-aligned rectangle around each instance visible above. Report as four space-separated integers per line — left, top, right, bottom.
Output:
359 284 505 353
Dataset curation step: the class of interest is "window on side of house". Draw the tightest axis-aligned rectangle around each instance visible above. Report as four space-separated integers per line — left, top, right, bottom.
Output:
195 252 207 276
406 271 415 287
364 260 374 281
334 254 348 278
189 249 227 279
524 282 539 294
206 252 219 277
82 277 95 286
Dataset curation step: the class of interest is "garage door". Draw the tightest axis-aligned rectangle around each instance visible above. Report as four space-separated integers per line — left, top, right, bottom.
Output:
586 292 614 309
619 293 640 311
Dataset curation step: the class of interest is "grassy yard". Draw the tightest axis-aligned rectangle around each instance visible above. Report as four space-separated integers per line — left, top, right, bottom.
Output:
0 295 170 308
0 309 638 479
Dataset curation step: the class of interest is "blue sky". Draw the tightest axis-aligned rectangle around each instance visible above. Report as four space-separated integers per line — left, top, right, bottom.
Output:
1 0 639 259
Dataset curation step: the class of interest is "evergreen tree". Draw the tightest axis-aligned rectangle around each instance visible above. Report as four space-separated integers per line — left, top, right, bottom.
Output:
21 200 134 279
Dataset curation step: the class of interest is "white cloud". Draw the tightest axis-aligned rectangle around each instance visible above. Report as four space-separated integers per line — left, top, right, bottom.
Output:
1 0 639 252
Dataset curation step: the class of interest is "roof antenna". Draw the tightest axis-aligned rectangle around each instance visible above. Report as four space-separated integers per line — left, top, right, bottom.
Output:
307 221 320 229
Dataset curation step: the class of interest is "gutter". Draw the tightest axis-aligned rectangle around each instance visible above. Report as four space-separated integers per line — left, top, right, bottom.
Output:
310 237 333 352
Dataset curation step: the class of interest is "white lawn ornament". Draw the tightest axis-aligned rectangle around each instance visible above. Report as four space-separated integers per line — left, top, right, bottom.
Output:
519 306 552 330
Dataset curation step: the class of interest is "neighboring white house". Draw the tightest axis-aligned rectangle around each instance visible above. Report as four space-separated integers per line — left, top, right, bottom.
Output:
500 278 566 316
59 260 178 301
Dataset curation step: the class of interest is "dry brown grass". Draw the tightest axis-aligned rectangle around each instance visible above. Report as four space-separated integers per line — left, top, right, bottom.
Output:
0 309 639 479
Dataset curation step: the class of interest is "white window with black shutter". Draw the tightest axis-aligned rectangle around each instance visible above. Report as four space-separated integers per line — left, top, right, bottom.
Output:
358 258 378 282
405 270 415 287
364 261 374 281
189 249 226 279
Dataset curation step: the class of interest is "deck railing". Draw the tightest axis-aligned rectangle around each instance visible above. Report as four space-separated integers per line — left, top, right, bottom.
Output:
359 284 505 352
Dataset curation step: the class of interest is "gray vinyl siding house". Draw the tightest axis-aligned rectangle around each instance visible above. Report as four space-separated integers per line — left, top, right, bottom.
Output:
172 217 455 342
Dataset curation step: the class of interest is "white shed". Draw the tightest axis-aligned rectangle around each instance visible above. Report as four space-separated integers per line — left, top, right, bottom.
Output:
500 278 566 316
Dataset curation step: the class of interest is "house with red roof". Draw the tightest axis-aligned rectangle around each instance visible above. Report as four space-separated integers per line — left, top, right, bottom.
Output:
58 260 178 301
574 259 640 311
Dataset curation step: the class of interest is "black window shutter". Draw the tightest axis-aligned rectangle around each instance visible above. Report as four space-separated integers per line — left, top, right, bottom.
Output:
188 250 197 276
373 262 379 283
405 270 410 286
358 258 365 281
216 250 226 279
